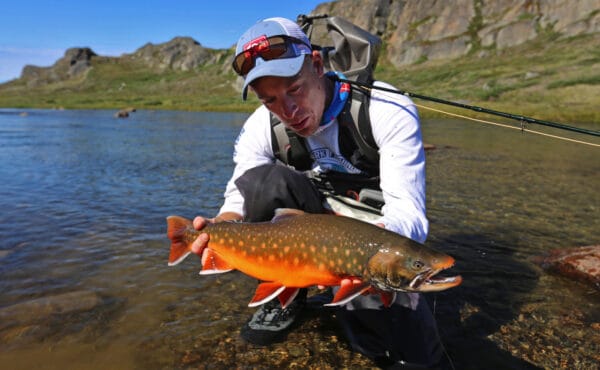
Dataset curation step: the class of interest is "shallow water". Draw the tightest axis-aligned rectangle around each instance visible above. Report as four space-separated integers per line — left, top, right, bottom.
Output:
0 109 598 369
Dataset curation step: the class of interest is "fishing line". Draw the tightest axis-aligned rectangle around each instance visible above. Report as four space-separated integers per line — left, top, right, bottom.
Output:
431 294 457 370
417 104 600 148
335 77 600 146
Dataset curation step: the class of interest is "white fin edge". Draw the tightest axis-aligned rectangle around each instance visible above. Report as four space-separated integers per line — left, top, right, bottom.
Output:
199 269 234 275
323 287 370 307
167 251 191 266
247 286 287 307
279 288 299 309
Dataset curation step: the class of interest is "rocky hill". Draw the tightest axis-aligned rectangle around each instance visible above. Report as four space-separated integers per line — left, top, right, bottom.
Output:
20 48 98 87
128 37 221 72
1 0 599 123
18 37 223 87
312 0 599 66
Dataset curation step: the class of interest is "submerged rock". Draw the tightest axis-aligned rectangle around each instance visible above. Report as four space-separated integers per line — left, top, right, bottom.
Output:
533 245 600 289
0 290 105 330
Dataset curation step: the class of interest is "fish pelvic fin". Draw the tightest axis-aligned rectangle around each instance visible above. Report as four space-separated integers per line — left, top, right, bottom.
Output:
166 215 194 266
248 282 286 307
325 278 370 307
277 287 300 309
199 248 234 275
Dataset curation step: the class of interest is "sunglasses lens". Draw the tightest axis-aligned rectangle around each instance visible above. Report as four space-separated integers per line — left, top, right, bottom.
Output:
260 43 287 59
232 53 249 75
232 37 307 75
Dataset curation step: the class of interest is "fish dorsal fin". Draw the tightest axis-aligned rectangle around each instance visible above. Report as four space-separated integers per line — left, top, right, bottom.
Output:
248 282 286 307
325 278 370 306
272 208 305 222
199 248 234 275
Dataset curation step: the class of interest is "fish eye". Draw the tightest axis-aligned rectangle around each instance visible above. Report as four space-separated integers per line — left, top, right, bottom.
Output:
412 260 425 270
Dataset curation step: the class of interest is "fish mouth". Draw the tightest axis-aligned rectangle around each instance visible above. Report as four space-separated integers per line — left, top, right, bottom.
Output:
408 268 462 292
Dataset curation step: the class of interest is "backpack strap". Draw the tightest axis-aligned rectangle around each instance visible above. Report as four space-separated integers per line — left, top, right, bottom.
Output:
338 85 378 166
270 113 313 170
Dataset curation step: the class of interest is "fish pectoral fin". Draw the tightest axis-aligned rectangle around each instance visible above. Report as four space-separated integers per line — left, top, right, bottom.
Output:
248 282 286 307
272 208 305 222
379 291 396 308
325 278 370 307
198 248 234 275
277 287 299 309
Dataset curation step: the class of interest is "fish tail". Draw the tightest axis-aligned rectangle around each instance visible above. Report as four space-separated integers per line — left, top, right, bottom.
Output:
166 215 195 266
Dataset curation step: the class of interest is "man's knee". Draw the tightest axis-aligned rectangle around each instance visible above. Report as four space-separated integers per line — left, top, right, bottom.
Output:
235 164 324 221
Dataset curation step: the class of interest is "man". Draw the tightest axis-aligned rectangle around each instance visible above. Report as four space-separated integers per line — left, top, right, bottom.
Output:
191 17 443 368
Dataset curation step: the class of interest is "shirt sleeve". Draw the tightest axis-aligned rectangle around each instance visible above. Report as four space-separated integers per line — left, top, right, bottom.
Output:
369 81 429 243
219 105 274 217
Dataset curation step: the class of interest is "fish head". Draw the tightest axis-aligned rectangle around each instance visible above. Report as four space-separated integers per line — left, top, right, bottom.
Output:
365 243 462 293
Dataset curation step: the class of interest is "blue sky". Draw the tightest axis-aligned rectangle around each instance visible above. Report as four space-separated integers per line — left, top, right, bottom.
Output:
0 0 325 83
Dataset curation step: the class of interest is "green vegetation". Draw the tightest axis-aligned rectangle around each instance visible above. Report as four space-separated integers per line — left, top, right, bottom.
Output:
466 0 484 53
375 33 600 124
0 33 599 124
0 50 259 112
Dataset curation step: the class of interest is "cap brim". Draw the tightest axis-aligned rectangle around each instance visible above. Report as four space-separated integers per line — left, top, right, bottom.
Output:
242 55 306 100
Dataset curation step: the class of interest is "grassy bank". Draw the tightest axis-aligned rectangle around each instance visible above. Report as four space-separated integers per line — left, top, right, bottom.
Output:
0 33 599 125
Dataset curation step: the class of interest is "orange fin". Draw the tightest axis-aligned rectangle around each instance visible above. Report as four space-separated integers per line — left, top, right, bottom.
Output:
325 278 370 307
248 282 286 307
277 287 299 309
272 208 305 222
379 291 397 308
199 248 234 275
166 216 194 266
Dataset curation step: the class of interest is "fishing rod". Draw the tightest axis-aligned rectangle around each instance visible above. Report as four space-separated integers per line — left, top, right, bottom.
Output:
335 77 600 138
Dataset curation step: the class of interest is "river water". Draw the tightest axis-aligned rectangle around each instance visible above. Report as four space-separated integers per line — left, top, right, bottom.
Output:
0 108 598 369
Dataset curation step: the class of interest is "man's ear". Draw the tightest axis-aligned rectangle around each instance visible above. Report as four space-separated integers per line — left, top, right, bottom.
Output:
310 50 325 76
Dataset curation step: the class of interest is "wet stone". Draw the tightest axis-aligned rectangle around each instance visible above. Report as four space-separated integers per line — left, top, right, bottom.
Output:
0 290 105 330
533 245 600 289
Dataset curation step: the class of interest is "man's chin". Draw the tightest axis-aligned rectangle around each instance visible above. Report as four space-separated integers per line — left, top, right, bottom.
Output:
288 121 316 137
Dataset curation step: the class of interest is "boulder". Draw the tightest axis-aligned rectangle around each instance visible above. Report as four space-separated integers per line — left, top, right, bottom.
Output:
114 106 136 118
533 245 600 289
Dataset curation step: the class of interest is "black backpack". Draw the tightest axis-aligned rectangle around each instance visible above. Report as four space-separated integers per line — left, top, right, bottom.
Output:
270 15 382 174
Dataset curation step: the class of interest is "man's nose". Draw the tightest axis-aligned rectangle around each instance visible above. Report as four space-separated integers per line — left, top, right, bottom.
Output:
280 97 298 120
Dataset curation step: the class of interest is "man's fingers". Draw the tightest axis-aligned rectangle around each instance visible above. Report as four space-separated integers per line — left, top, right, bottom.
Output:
193 216 207 230
191 233 209 254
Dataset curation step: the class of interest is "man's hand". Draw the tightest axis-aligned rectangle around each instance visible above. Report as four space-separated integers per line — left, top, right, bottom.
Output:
191 216 211 255
190 212 242 255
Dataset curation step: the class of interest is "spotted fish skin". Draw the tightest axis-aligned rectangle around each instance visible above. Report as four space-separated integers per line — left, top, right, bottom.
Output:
167 209 461 307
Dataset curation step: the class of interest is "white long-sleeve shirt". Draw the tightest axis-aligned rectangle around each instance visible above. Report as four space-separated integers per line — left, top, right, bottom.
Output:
219 81 429 243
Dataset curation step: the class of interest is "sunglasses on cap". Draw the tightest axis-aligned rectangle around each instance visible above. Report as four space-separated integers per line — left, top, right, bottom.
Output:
232 35 312 76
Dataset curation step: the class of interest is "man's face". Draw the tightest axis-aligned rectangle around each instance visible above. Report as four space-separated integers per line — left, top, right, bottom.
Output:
250 53 327 137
